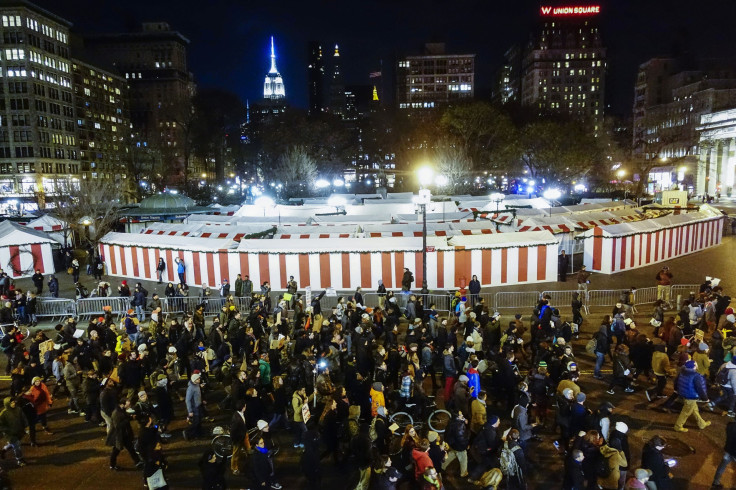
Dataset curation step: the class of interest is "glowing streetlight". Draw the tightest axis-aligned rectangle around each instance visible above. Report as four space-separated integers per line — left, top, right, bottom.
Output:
543 189 562 217
417 166 434 188
315 179 330 189
201 173 207 178
333 179 345 187
617 169 626 180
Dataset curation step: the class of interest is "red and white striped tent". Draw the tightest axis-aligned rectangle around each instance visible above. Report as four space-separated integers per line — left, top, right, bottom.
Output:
0 221 57 278
100 230 558 290
582 209 725 274
100 233 237 287
141 222 274 240
25 214 70 244
515 216 578 234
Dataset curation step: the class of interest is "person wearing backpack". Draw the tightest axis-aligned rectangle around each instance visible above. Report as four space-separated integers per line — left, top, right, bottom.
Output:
594 317 611 380
441 412 470 478
713 359 736 417
673 359 711 432
597 438 627 490
500 428 528 490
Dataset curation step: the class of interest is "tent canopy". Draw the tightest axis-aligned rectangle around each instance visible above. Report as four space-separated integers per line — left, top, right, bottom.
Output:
101 232 237 252
0 220 57 246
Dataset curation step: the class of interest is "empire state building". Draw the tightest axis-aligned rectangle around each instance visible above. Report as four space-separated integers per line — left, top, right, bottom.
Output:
263 36 286 100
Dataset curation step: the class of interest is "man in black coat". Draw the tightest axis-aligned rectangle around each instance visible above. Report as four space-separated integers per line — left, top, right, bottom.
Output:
468 415 500 483
230 399 248 475
558 251 570 282
441 412 470 477
563 449 586 489
106 399 142 470
31 270 44 294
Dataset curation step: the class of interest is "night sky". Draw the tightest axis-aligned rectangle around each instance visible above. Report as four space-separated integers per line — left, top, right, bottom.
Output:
36 0 736 117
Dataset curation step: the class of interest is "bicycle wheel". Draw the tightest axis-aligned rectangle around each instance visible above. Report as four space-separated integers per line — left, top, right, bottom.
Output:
212 435 233 458
389 411 413 431
427 409 451 433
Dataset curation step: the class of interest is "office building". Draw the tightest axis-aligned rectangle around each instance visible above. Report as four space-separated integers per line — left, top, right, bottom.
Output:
520 4 606 131
82 22 194 184
263 36 285 101
0 0 78 207
307 41 325 115
396 42 475 112
71 59 130 184
493 45 521 105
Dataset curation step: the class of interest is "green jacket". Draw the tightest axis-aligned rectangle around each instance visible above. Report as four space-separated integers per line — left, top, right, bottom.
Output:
0 398 27 439
258 359 271 386
234 278 244 296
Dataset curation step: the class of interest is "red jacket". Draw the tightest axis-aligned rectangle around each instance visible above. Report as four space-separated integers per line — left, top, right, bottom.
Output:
24 382 53 415
412 448 434 481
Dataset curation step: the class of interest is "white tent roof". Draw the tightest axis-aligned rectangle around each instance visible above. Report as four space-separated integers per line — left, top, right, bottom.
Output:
101 232 237 251
237 236 426 253
0 220 57 246
446 230 557 249
394 212 474 222
185 214 236 225
25 214 69 231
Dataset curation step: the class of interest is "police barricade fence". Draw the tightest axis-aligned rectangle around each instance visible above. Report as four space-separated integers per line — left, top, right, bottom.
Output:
632 287 659 307
540 290 588 315
494 291 541 310
586 290 622 310
76 296 130 319
670 284 701 301
36 298 77 321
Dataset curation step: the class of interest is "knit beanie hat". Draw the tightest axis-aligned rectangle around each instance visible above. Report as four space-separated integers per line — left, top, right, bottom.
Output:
576 392 586 403
684 360 696 369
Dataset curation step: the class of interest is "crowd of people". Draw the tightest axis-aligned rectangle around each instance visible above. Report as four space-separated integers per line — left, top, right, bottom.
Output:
0 263 734 489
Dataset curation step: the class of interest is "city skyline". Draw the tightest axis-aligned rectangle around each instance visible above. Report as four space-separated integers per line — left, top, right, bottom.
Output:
32 0 736 116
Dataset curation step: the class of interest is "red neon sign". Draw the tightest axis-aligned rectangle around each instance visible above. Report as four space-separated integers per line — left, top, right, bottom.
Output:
540 5 601 16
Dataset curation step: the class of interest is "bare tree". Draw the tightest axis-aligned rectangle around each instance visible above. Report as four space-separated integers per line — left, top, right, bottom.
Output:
276 146 318 198
434 138 473 194
43 179 123 246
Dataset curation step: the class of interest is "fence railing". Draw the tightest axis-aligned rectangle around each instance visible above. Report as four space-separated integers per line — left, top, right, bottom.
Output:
1 283 706 325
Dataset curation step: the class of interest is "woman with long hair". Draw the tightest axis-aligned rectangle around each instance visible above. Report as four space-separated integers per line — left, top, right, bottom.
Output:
318 398 340 464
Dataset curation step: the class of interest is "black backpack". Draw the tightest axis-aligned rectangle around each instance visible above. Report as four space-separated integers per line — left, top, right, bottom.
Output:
596 455 612 478
716 365 734 386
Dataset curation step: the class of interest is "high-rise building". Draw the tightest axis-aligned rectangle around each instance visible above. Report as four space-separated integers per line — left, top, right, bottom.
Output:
263 36 285 100
519 4 606 131
0 0 79 206
71 58 130 186
82 22 194 184
493 45 521 105
328 44 345 118
396 43 475 112
307 41 324 115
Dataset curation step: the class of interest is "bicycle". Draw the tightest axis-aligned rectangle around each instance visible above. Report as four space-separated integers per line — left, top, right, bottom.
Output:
387 404 451 455
211 426 280 458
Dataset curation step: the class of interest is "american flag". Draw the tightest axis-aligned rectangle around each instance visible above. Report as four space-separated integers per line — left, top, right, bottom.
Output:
369 71 382 78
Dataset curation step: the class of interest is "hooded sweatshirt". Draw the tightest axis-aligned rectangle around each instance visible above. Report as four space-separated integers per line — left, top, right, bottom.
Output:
598 444 627 490
0 397 27 439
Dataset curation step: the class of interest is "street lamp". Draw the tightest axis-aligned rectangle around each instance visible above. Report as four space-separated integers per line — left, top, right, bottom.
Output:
254 196 275 217
617 169 625 181
490 192 505 231
543 189 562 217
417 166 434 188
414 167 433 293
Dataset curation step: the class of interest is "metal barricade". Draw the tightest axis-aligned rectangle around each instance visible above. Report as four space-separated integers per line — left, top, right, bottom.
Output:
670 284 700 301
36 298 76 322
587 289 625 310
76 296 130 319
494 291 541 310
541 290 588 314
632 286 658 306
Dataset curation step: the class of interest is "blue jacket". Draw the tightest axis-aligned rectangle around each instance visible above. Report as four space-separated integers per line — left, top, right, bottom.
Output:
467 369 480 399
177 261 185 274
185 380 202 414
675 365 708 400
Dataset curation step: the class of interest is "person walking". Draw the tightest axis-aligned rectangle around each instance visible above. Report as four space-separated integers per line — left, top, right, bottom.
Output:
673 359 711 432
230 399 249 475
0 397 28 467
31 270 44 295
442 411 470 478
594 317 611 380
183 372 204 440
107 399 143 470
71 257 80 283
712 420 736 489
655 266 673 309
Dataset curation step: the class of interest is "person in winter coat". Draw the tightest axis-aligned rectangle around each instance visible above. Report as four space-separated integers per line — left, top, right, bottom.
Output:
625 468 653 490
107 399 142 470
674 359 711 432
0 397 27 466
442 346 458 402
184 373 204 440
608 422 631 489
301 429 322 490
23 376 52 432
468 415 500 483
598 440 627 490
468 275 481 305
608 344 634 394
562 449 585 490
504 429 529 490
412 438 434 481
372 455 402 490
594 317 611 379
420 467 444 490
229 399 249 475
470 390 487 434
441 412 469 477
512 398 537 455
641 436 672 490
251 435 283 489
199 450 227 490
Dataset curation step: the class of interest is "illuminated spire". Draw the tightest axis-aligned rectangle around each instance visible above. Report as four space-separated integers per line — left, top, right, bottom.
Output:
372 86 379 101
334 44 340 57
269 36 278 74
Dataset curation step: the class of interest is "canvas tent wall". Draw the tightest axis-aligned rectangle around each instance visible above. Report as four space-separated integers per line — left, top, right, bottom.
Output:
0 221 57 277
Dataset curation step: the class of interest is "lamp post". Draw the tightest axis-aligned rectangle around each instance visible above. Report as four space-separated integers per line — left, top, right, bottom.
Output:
543 189 561 217
490 192 505 231
416 167 434 293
